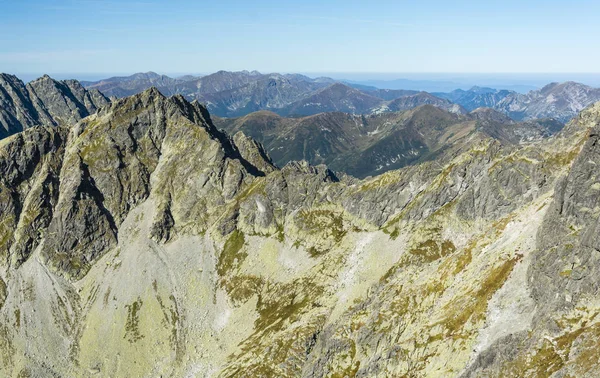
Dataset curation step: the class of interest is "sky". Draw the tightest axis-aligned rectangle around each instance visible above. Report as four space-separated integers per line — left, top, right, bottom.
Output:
1 0 600 78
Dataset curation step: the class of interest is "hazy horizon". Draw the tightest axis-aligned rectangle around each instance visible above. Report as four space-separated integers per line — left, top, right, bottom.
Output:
11 71 600 93
2 0 600 75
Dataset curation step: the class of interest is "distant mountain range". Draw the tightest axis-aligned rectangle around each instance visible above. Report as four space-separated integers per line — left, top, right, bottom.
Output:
0 71 565 179
80 71 600 123
215 105 561 178
343 77 539 93
2 71 596 153
436 82 600 122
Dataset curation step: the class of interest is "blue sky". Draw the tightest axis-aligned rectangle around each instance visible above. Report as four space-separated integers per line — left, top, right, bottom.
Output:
1 0 600 76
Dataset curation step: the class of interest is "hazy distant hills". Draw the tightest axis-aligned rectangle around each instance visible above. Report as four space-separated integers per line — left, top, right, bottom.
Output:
436 82 600 122
81 72 183 98
364 88 420 100
374 92 467 115
215 104 559 178
80 70 600 122
276 82 383 116
494 81 600 122
434 86 513 111
197 74 330 117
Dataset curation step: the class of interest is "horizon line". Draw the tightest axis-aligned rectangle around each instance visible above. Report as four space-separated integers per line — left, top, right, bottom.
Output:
9 71 600 75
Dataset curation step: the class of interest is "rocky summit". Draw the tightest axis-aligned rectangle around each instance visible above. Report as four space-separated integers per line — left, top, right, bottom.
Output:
0 74 109 140
1 82 600 378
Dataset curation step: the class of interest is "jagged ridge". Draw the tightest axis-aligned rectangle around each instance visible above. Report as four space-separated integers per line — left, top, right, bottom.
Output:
0 86 599 377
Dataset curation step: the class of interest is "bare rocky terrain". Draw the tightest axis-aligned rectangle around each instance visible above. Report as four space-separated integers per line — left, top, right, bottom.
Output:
0 74 108 139
1 76 600 377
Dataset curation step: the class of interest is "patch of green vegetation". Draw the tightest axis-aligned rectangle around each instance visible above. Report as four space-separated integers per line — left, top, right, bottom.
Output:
409 239 456 263
254 278 324 335
221 277 327 376
331 359 361 378
502 324 596 377
16 368 31 378
0 216 16 257
307 246 325 258
275 223 285 243
0 323 15 368
379 264 401 284
492 213 516 233
79 138 118 173
233 178 266 205
433 163 456 188
0 278 6 309
217 230 246 277
560 269 573 278
289 208 350 257
355 171 403 193
487 153 535 174
124 298 144 343
388 227 400 240
568 322 600 374
545 145 583 170
440 255 520 337
224 275 264 305
297 209 346 241
14 309 20 329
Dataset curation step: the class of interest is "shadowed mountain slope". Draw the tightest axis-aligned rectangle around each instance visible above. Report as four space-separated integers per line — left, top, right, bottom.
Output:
216 105 562 178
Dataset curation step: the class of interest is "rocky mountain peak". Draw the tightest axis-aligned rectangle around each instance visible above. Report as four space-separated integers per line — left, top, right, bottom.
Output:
0 74 109 139
1 86 275 280
2 83 600 376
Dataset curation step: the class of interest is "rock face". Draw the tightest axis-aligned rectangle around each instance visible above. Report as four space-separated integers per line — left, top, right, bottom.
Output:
1 83 600 377
216 105 562 178
0 74 109 139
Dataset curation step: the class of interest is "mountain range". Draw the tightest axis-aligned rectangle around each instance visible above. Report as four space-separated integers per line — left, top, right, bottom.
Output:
1 77 600 376
79 71 600 123
436 81 600 122
215 105 562 178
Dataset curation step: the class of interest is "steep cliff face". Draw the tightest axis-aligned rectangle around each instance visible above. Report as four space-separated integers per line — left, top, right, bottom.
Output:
0 87 598 377
463 103 600 377
0 74 109 140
